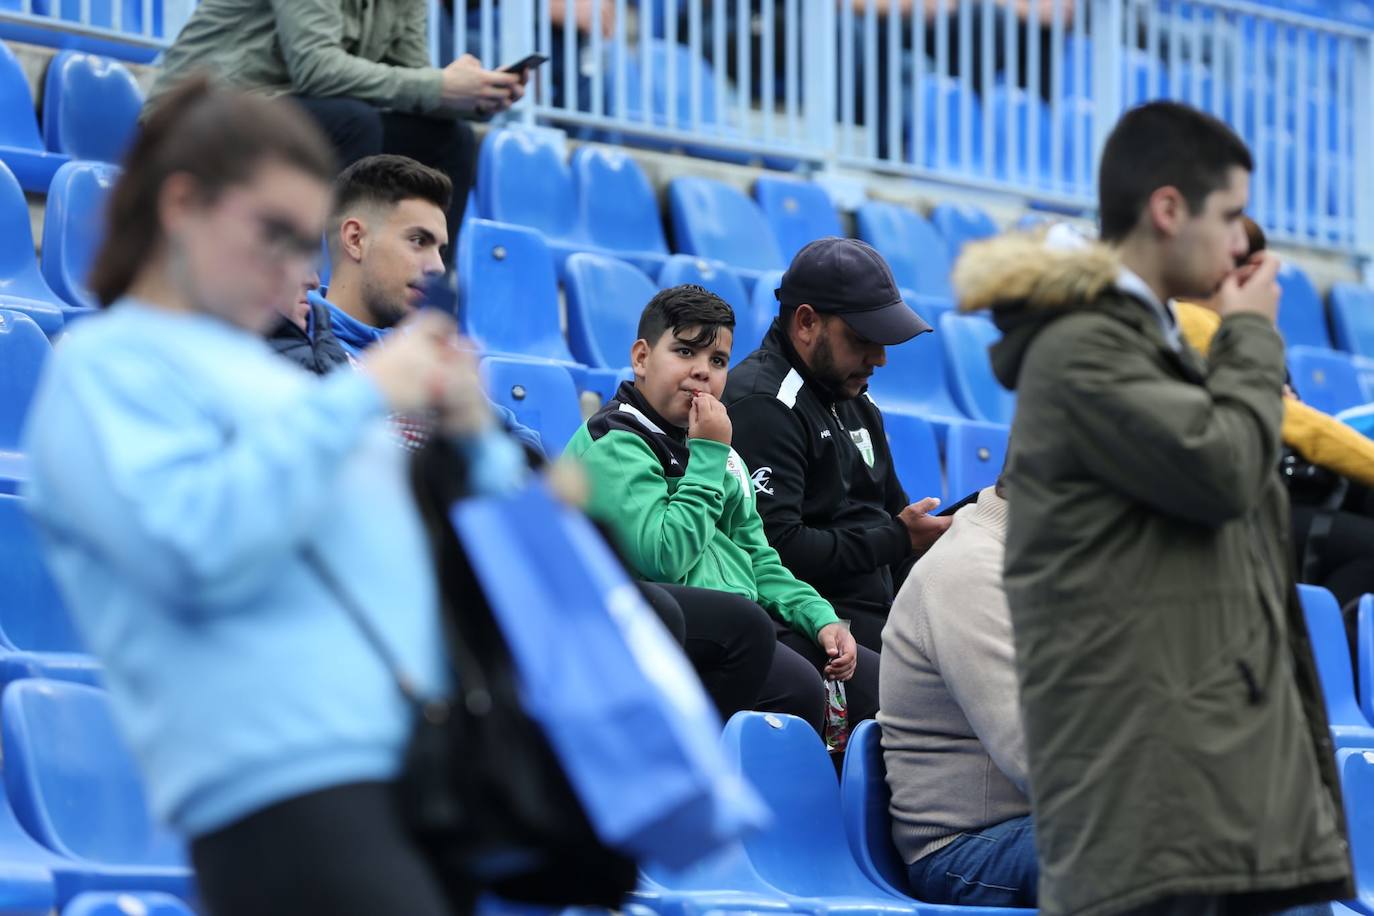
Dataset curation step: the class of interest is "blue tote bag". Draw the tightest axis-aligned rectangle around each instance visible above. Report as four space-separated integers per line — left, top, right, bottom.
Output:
451 479 769 868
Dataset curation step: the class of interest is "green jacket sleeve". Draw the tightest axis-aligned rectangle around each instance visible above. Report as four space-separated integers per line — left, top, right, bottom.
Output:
730 471 842 643
1041 311 1285 527
580 432 731 583
270 0 444 114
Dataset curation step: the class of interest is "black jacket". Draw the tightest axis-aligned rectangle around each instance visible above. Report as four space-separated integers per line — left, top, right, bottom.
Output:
266 300 352 376
722 321 911 620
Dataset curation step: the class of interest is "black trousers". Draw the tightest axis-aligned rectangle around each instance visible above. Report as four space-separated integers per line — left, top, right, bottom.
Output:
292 96 476 268
192 781 468 916
768 621 881 733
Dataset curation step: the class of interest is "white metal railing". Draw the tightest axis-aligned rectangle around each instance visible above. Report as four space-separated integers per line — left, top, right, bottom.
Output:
0 0 194 50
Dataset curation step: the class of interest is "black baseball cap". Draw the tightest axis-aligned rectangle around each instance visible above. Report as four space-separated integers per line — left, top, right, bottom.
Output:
775 237 932 345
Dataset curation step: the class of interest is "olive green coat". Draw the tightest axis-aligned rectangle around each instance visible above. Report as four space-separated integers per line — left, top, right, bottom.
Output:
954 235 1353 916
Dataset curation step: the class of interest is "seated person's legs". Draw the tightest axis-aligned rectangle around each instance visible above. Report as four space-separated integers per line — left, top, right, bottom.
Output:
838 607 887 654
754 633 827 735
379 112 477 269
655 584 776 722
776 626 880 724
905 815 1037 908
291 97 385 170
637 581 688 646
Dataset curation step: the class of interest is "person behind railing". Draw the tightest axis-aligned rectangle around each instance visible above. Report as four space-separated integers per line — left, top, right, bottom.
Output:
20 78 522 916
955 100 1353 916
144 0 528 272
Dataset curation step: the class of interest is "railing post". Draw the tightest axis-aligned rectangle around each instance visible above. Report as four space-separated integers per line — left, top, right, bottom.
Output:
1089 0 1125 193
802 0 838 169
1354 37 1374 258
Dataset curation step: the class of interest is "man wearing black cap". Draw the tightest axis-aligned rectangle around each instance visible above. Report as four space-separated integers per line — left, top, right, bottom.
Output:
723 237 951 651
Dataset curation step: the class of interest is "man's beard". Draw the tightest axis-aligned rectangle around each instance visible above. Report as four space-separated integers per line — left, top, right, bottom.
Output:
811 332 857 398
362 277 409 330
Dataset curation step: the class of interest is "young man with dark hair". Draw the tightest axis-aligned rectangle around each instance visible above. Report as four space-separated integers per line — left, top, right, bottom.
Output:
565 285 881 733
956 101 1353 916
722 237 951 652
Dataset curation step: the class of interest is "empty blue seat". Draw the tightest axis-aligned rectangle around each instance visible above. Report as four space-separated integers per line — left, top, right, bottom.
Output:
564 253 656 371
481 356 583 455
0 495 100 685
990 87 1053 187
752 177 843 264
944 421 1008 501
1336 748 1374 915
1299 583 1374 750
0 163 64 337
0 41 68 192
657 254 750 318
42 161 116 315
910 78 984 174
2 680 191 899
477 129 586 271
1276 263 1333 351
668 177 785 291
42 52 143 164
571 146 670 279
883 412 944 504
1360 594 1374 727
867 304 970 439
737 269 783 366
62 892 194 916
929 203 998 257
1356 355 1374 404
941 312 1015 426
0 309 53 490
1330 282 1374 357
854 202 954 301
1289 347 1367 416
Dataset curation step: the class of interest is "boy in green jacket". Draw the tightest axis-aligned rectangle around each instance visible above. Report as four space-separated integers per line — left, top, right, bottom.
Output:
565 285 879 727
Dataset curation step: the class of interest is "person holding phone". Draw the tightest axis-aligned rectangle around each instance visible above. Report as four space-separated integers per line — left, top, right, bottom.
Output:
145 0 529 270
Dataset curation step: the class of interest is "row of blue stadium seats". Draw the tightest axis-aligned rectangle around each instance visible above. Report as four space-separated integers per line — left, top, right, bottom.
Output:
0 42 141 192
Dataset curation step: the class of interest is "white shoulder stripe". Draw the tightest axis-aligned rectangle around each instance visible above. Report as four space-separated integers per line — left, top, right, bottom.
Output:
775 369 804 409
618 402 665 435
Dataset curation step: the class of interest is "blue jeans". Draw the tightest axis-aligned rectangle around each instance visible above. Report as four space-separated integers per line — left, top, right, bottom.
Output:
906 815 1038 907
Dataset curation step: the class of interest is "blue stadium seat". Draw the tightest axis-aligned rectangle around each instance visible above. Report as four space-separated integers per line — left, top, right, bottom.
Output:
657 255 750 319
477 129 586 273
41 161 116 315
882 412 944 504
62 892 194 916
752 177 843 264
2 680 192 899
0 41 68 192
841 720 1026 915
910 78 984 174
564 252 656 371
1299 584 1374 750
867 303 970 441
944 421 1008 501
738 269 783 366
1330 282 1374 357
41 52 143 164
990 87 1053 187
0 778 60 915
940 312 1015 426
571 146 670 279
668 177 785 292
0 495 100 685
719 712 917 910
1336 748 1374 916
458 219 619 398
481 356 583 455
1276 263 1334 351
1288 347 1367 416
1360 594 1374 728
0 309 52 491
929 203 999 257
0 163 64 337
854 202 954 302
1356 355 1374 404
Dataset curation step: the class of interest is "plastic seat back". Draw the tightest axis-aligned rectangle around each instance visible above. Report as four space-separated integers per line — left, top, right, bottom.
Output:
62 892 195 916
0 165 64 336
882 411 945 505
1330 282 1374 357
912 78 984 173
481 357 583 455
42 52 143 164
657 255 750 317
720 712 905 901
990 87 1053 185
0 309 51 458
458 220 574 363
0 42 43 153
2 680 186 867
944 421 1008 501
752 177 843 264
669 177 785 273
929 203 998 257
1299 584 1369 732
941 312 1014 426
477 129 581 244
868 305 966 421
1337 749 1374 913
736 269 783 367
1276 263 1333 351
1288 346 1366 416
42 161 117 313
0 494 84 654
840 720 915 898
1360 595 1374 727
854 202 954 301
564 253 657 370
572 147 669 257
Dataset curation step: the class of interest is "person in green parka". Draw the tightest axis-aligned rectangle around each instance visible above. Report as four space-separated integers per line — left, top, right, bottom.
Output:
953 101 1354 916
565 285 880 729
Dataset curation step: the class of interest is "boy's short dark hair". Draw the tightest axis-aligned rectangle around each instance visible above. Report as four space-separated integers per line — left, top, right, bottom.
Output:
1098 102 1253 243
330 154 452 231
637 284 736 350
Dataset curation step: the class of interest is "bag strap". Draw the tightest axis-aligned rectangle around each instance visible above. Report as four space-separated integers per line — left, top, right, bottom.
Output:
303 546 429 710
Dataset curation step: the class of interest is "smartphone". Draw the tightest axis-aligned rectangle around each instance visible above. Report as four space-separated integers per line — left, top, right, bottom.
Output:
500 53 549 75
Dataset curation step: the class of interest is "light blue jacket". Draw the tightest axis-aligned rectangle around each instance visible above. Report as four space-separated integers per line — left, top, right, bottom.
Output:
22 301 452 838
